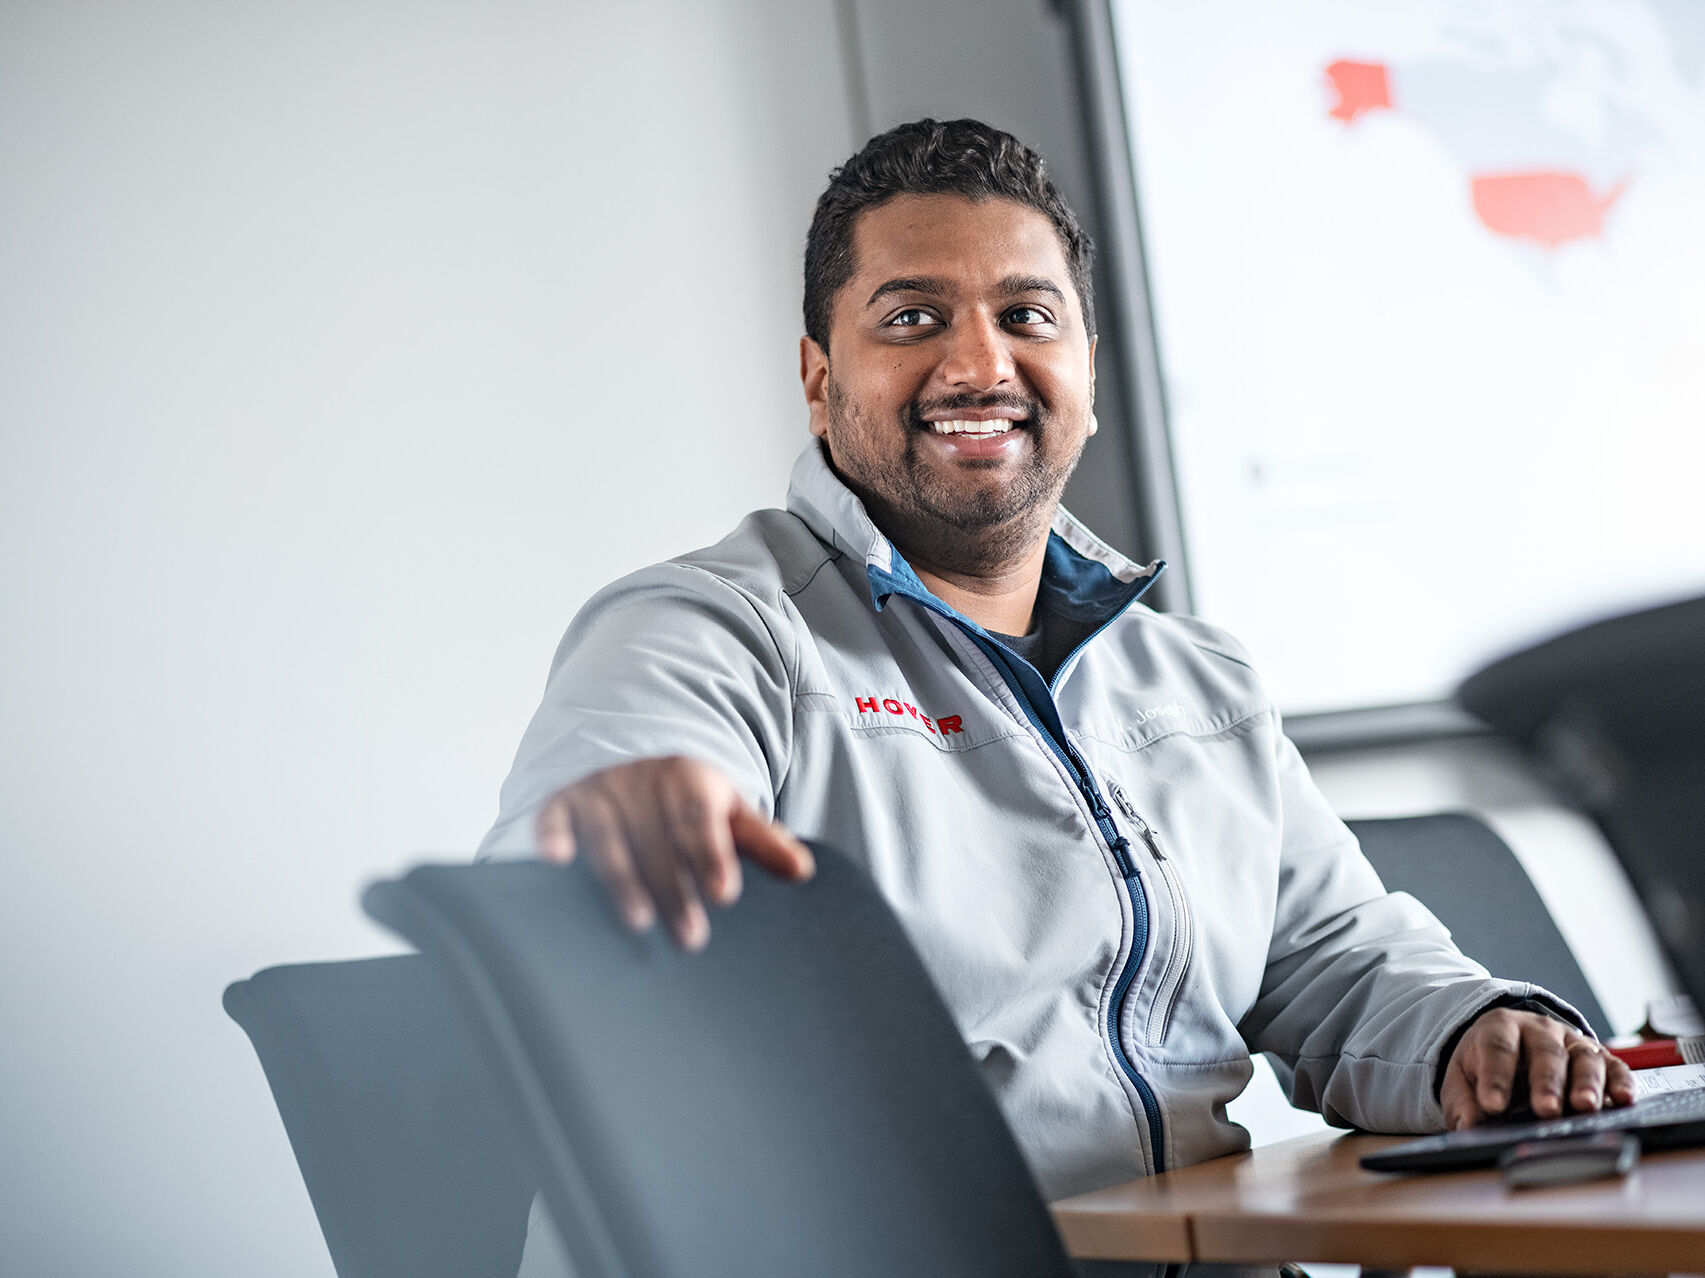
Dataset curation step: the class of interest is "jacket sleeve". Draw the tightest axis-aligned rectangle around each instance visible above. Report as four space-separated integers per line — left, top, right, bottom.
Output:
476 562 796 858
1237 730 1588 1133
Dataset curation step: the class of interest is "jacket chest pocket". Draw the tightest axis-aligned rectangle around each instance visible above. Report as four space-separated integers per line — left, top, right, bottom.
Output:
1106 778 1195 1047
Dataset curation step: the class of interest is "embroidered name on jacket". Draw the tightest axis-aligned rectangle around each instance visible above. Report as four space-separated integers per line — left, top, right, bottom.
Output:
851 694 964 736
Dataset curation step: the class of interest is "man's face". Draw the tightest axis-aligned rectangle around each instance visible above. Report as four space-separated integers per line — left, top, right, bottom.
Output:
800 194 1096 562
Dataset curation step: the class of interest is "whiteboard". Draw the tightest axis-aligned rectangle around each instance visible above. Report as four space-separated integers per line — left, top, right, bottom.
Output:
1110 0 1705 715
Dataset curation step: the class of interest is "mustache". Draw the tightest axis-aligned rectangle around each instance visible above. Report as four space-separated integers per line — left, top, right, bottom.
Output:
906 392 1041 425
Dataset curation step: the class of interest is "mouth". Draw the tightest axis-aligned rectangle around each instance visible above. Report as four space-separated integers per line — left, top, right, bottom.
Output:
914 398 1036 441
927 418 1022 437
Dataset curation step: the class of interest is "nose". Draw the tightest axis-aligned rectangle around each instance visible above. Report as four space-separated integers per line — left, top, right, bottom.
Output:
938 311 1016 391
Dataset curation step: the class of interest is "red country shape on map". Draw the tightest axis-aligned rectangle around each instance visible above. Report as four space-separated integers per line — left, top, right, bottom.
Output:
1469 172 1627 248
1325 60 1392 123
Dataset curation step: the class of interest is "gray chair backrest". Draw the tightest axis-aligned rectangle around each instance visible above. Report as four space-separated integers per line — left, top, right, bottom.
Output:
1348 812 1610 1036
362 844 1077 1278
223 955 535 1278
1457 594 1705 1015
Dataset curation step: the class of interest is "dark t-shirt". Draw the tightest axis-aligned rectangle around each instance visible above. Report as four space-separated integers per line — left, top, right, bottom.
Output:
988 604 1098 686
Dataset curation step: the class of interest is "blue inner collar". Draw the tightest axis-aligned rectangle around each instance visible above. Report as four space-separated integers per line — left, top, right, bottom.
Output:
865 530 1161 635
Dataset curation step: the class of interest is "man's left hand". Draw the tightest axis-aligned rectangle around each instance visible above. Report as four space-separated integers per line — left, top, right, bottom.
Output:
1440 1008 1637 1130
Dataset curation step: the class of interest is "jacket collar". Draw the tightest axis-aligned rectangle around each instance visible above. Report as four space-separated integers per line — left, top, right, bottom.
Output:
784 441 1164 629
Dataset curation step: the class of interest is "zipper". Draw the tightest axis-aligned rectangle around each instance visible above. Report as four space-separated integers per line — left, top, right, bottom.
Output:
1110 782 1195 1048
962 630 1167 1172
871 565 1170 1170
1147 857 1193 1046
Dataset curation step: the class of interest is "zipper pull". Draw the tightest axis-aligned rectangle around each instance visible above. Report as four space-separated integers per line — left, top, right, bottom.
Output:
1109 781 1167 860
1110 834 1139 879
1138 822 1167 862
1086 783 1118 827
1107 779 1138 819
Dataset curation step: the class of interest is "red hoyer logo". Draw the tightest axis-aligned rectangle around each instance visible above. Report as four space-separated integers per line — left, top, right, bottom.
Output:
853 695 964 735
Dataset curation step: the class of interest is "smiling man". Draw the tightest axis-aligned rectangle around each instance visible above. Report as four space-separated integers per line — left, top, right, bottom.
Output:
483 120 1629 1225
802 191 1097 624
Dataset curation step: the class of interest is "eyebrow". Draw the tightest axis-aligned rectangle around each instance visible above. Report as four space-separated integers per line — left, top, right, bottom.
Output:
863 273 1068 307
865 276 949 307
999 274 1066 302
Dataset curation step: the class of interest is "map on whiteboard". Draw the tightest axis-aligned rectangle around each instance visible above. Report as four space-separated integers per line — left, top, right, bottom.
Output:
1113 0 1705 715
1325 4 1705 250
1324 55 1629 249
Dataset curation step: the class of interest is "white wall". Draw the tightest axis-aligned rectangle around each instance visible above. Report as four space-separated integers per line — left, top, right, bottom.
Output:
0 3 852 1273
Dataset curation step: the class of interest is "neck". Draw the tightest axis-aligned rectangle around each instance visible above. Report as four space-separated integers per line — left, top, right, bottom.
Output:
833 459 1060 633
897 523 1052 635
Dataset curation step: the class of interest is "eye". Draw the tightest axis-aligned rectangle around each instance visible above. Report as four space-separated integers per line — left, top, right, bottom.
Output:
1005 304 1055 327
884 307 941 329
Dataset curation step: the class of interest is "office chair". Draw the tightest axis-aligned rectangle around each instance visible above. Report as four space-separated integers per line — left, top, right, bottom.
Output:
1347 812 1611 1037
361 846 1079 1278
223 954 535 1278
1457 594 1705 1010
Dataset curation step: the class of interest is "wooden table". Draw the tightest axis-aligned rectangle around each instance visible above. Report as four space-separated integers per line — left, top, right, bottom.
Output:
1051 1130 1705 1275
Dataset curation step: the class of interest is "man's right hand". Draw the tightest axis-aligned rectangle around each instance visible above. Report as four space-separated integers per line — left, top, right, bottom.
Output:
534 756 815 950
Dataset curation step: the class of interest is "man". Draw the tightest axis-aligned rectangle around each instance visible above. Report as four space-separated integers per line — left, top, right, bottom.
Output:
483 119 1630 1209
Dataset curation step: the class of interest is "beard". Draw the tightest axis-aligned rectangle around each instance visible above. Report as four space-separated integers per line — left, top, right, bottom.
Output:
822 377 1089 573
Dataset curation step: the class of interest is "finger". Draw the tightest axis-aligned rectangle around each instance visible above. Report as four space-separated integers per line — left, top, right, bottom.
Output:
570 793 656 932
663 864 711 951
1563 1036 1609 1112
1467 1013 1524 1118
1603 1053 1637 1108
535 791 577 863
657 764 743 906
617 781 711 951
1522 1021 1571 1118
1439 1061 1485 1131
729 800 816 880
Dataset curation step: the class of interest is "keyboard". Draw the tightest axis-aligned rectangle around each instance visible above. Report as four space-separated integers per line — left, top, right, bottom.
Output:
1359 1087 1705 1172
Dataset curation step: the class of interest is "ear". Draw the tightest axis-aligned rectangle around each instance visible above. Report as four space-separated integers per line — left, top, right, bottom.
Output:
1086 335 1098 433
800 335 831 440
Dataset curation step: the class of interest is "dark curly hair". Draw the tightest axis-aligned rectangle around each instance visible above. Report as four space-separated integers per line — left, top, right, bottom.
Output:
803 118 1096 349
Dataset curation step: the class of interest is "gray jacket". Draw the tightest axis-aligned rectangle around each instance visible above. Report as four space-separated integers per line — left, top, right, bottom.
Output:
483 442 1573 1200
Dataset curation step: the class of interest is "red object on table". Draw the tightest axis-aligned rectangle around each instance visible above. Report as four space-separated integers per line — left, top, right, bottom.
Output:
1607 1039 1684 1069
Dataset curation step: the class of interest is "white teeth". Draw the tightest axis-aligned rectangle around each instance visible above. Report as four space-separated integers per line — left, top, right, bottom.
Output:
929 419 1015 435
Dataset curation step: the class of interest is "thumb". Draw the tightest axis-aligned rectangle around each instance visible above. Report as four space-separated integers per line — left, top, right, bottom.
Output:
728 801 815 880
1439 1060 1486 1131
535 792 577 864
